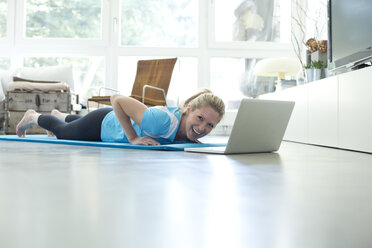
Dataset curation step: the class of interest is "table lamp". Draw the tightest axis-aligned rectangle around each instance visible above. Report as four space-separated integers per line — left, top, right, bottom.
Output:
253 58 301 91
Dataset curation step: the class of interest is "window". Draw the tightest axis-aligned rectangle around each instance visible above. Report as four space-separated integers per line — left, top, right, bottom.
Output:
0 0 7 38
121 0 198 47
0 0 295 111
209 0 293 105
211 58 247 109
0 57 10 70
210 57 276 109
213 0 291 43
25 0 103 39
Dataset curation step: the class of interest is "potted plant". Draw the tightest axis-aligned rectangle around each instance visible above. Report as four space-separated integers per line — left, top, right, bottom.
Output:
305 60 327 82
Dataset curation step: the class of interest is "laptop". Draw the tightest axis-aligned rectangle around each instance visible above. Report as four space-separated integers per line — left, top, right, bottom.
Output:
184 98 295 154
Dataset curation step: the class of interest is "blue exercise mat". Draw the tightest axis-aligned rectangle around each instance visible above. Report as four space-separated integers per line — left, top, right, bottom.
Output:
0 135 226 151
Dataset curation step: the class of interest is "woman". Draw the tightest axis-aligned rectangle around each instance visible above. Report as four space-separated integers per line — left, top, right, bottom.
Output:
16 89 225 145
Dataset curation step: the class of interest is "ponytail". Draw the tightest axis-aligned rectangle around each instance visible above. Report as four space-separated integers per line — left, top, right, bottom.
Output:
180 89 212 109
179 89 225 120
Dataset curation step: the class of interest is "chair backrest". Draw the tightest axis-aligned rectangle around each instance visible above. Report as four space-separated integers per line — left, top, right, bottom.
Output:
130 58 177 106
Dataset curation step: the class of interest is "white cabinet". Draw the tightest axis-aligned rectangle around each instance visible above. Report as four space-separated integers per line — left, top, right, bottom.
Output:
260 84 308 143
339 67 372 153
260 66 372 153
308 76 338 147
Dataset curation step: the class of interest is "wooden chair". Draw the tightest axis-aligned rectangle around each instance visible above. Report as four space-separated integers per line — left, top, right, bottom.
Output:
88 58 177 107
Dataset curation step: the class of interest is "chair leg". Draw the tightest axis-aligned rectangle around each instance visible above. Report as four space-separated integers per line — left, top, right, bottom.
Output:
142 85 167 105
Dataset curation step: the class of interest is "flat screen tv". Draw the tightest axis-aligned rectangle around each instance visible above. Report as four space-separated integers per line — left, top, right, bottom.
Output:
328 0 372 72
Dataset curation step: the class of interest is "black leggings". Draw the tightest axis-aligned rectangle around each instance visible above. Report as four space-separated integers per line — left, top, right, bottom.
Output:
38 108 113 141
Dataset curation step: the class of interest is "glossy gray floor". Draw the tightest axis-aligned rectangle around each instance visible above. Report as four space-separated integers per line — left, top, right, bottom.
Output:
1 137 372 248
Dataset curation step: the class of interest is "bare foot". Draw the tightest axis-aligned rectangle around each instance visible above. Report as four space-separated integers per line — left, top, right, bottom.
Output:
51 109 68 121
16 110 40 137
46 109 68 137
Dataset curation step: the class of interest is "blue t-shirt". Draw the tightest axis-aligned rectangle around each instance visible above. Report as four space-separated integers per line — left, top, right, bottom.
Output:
100 106 182 144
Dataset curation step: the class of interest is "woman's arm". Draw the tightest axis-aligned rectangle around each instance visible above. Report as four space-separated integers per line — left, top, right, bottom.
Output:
110 94 160 145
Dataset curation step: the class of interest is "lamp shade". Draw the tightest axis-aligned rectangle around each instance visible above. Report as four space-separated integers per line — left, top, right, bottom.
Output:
253 58 301 79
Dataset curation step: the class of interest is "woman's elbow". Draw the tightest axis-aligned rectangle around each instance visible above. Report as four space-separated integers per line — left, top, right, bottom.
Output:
110 94 133 107
110 94 121 104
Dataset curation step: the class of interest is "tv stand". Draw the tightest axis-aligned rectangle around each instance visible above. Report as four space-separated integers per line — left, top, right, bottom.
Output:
260 66 372 153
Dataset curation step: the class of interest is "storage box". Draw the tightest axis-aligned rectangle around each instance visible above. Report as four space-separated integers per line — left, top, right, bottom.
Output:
5 91 72 134
0 101 5 134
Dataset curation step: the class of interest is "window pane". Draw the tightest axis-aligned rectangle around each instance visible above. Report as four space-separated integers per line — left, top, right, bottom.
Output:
24 56 105 103
121 0 198 47
25 0 102 39
214 0 290 43
0 0 7 38
210 58 276 109
118 57 198 106
0 57 10 70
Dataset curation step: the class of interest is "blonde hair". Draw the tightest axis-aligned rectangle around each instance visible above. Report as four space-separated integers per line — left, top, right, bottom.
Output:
179 89 225 120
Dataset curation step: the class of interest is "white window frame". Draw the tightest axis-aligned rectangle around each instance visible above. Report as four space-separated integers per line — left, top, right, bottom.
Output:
0 0 301 100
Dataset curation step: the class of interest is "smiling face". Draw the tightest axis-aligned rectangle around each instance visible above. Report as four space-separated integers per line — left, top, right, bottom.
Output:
182 104 221 141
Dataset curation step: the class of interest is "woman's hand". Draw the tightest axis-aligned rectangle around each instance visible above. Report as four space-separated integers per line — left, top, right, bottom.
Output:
130 136 160 146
